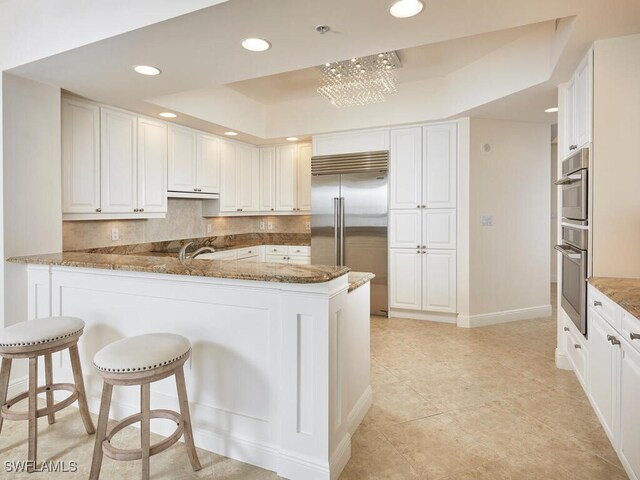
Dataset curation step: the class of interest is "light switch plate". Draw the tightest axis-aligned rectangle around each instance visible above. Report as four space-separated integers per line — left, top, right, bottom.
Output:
267 222 273 230
481 215 493 227
259 221 265 231
305 222 311 231
111 228 119 241
206 224 212 234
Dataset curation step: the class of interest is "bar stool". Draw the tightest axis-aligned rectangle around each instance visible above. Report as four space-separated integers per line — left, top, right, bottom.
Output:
0 316 96 472
89 333 201 480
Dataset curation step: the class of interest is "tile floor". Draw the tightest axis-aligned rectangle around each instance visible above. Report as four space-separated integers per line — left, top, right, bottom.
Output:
0 285 628 479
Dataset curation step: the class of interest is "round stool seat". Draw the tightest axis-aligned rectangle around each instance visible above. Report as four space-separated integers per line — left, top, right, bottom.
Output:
94 333 191 373
0 316 85 348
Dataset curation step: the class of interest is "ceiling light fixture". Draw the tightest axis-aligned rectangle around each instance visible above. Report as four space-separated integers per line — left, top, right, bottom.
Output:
286 137 299 142
133 65 161 76
318 51 401 108
159 112 176 118
545 107 559 113
224 131 239 136
389 0 424 18
241 38 271 52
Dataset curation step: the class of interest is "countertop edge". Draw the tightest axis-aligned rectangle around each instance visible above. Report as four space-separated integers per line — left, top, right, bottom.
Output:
348 272 375 293
588 276 640 320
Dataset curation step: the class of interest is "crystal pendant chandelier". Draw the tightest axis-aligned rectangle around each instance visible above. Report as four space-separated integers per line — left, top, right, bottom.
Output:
318 52 401 108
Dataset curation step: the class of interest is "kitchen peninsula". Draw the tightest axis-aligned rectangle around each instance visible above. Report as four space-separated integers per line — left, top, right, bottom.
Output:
7 236 373 480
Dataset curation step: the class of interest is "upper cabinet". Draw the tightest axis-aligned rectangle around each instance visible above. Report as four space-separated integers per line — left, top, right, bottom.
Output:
562 49 593 158
297 143 312 211
390 127 422 210
167 125 220 196
424 124 456 208
217 140 259 213
259 147 276 212
274 143 311 213
62 99 167 220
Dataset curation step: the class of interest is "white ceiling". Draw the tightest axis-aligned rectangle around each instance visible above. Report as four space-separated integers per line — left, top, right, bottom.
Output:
8 0 640 143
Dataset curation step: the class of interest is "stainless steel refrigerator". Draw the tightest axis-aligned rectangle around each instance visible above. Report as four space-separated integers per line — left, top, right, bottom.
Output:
310 151 388 316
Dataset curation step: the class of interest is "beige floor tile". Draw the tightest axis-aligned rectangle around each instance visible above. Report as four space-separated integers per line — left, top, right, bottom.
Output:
368 382 441 427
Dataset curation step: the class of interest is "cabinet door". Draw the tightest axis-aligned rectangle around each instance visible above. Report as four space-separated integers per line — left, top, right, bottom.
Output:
100 108 137 213
423 124 456 208
168 125 197 193
219 141 237 212
62 99 101 213
297 143 312 211
620 341 640 479
390 127 422 210
423 250 456 313
563 78 576 158
259 147 276 212
275 144 298 211
196 134 220 194
588 309 617 441
137 118 167 213
574 50 593 149
236 144 259 212
389 249 422 310
423 209 456 249
389 211 421 249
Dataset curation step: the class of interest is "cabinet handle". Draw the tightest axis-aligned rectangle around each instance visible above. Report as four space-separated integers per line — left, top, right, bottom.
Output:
569 144 578 150
133 208 139 212
607 335 621 346
563 327 570 332
271 208 275 211
422 205 426 208
593 300 602 307
95 208 102 213
574 344 581 349
630 333 640 341
416 205 421 209
237 208 243 212
139 208 144 212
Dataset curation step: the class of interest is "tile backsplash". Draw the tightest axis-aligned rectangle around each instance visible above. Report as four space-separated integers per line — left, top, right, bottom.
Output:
63 199 310 251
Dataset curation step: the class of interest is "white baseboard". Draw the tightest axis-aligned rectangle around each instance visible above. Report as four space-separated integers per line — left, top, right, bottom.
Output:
555 349 572 370
346 386 372 436
329 434 351 480
457 304 552 328
388 309 457 323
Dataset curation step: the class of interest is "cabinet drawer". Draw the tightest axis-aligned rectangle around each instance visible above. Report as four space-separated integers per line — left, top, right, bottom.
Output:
198 250 236 261
265 254 289 264
288 256 310 265
588 286 620 330
236 246 261 260
287 245 310 256
565 323 587 387
621 311 640 354
266 245 287 255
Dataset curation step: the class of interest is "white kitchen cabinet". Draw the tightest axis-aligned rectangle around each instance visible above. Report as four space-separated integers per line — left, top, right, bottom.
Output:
137 117 168 214
561 49 593 158
588 308 618 441
563 77 576 158
390 127 422 210
61 98 101 214
424 124 456 208
423 250 456 313
389 249 422 310
423 210 456 249
276 144 298 212
236 143 260 212
219 141 238 212
297 143 312 211
197 133 220 194
389 211 421 248
100 108 138 213
259 147 276 212
620 340 640 479
168 125 197 193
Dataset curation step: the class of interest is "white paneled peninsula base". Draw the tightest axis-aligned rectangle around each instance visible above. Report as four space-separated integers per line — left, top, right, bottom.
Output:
16 259 372 480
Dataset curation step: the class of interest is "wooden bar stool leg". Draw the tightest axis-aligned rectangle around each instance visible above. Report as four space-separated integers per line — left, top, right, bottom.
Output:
175 367 201 471
141 383 151 480
27 356 38 473
89 382 113 480
0 357 12 434
69 344 96 434
44 354 55 425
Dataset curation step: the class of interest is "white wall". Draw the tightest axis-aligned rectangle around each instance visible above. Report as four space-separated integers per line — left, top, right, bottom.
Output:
465 118 550 321
592 33 640 277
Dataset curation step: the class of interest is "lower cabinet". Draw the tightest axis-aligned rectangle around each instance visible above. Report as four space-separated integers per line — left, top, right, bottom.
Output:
620 340 640 478
389 248 456 313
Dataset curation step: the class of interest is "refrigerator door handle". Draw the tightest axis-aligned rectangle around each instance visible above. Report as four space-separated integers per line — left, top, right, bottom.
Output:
333 197 340 265
339 197 345 266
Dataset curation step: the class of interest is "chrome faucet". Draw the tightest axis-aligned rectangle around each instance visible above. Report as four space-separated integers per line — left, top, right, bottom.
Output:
178 241 215 262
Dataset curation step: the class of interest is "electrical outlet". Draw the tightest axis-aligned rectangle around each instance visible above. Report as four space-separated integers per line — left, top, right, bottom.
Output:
259 221 265 231
111 228 119 241
206 224 212 234
305 222 311 231
481 215 493 227
267 222 273 231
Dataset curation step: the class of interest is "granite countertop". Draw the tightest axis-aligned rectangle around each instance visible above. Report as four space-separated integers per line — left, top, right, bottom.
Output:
7 251 349 284
348 272 375 293
588 277 640 318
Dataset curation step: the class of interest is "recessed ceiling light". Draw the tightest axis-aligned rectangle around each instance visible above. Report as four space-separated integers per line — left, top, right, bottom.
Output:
545 107 559 113
224 131 239 136
286 137 299 142
241 38 271 52
159 112 176 118
389 0 424 18
133 65 161 76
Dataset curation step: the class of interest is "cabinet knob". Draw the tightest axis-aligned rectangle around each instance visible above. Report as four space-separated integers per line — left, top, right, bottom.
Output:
139 208 144 212
237 208 243 212
630 333 640 341
569 144 578 150
563 327 570 332
574 344 581 349
134 208 139 212
95 208 102 213
271 208 275 211
593 300 602 307
607 334 621 346
417 205 421 209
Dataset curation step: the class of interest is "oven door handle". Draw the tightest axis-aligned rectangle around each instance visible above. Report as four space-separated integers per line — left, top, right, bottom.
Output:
555 244 583 260
554 173 582 186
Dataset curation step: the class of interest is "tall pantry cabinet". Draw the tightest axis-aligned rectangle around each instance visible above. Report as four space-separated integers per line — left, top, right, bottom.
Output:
388 123 457 316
